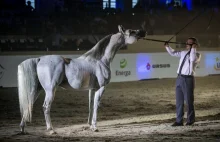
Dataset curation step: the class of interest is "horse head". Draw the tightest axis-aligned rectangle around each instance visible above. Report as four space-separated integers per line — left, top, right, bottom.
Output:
118 25 147 44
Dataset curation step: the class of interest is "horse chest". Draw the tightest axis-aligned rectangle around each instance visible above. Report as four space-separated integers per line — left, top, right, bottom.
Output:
95 61 111 87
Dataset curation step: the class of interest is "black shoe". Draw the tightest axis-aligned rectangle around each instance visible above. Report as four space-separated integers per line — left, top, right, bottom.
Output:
185 122 194 126
171 122 183 127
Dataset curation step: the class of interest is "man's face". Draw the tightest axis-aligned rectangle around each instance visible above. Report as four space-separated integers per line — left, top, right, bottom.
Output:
185 39 194 50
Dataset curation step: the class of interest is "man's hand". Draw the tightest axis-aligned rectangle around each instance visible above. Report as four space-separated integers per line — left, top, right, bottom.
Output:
164 42 169 47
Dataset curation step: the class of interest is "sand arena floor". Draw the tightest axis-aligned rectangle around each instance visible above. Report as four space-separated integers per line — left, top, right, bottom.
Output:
0 76 219 142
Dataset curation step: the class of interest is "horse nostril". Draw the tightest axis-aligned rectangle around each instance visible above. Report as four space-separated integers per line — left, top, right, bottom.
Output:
137 30 146 38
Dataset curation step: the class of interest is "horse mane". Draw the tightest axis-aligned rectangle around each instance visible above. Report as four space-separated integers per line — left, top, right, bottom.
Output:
80 34 113 60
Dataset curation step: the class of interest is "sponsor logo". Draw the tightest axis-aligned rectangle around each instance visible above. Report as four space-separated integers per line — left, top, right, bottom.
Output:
120 59 127 68
0 64 5 80
152 64 170 68
116 59 131 76
146 63 151 70
146 63 170 70
115 70 131 76
214 57 220 70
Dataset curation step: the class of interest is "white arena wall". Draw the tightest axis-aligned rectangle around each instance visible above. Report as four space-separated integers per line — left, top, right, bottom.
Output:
0 51 220 87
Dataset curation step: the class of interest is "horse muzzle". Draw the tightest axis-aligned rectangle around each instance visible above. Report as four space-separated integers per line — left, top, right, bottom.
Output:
137 30 147 39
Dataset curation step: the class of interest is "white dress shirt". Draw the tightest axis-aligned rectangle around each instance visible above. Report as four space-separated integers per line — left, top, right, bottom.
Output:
166 46 201 76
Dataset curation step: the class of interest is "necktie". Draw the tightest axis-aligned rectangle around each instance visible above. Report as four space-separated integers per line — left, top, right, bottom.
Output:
178 48 191 75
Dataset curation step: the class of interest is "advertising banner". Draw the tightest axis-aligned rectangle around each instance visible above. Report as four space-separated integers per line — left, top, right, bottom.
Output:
111 54 137 82
0 52 219 87
136 53 179 80
203 52 220 75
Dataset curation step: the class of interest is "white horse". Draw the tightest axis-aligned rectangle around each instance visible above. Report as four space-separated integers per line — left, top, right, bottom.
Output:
17 25 146 134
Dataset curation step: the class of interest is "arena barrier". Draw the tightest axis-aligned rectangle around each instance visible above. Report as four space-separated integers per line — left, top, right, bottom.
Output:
0 51 220 87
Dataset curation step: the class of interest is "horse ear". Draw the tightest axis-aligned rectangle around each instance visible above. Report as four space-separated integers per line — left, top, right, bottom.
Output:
118 25 125 34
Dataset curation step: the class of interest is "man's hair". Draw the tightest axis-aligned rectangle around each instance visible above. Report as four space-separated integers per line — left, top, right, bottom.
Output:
188 37 199 45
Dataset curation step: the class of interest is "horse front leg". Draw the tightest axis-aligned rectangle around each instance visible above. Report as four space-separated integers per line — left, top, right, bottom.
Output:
88 89 95 125
90 86 105 132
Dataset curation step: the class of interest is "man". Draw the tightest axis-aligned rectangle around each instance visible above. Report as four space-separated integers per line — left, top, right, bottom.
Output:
164 37 201 126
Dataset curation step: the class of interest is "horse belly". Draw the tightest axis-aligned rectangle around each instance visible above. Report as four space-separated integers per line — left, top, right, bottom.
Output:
59 80 73 90
64 73 94 90
64 60 99 90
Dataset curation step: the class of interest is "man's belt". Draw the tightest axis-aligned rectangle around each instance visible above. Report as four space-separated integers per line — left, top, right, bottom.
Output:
178 74 194 78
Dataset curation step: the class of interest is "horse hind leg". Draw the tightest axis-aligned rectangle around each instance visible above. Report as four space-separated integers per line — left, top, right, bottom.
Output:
88 89 95 125
20 117 26 134
43 89 56 134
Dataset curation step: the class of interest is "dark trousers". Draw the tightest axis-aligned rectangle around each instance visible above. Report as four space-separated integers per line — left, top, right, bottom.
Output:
175 75 195 123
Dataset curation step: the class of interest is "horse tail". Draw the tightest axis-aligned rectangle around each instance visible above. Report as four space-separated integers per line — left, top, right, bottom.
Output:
18 58 40 123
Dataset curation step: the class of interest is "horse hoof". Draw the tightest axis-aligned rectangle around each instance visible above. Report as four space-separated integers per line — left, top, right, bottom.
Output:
17 131 27 135
90 127 99 132
46 128 57 135
93 128 99 132
82 126 90 130
49 130 57 135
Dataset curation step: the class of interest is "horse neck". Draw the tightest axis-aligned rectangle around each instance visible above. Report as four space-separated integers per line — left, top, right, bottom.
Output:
79 33 124 66
101 33 125 65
